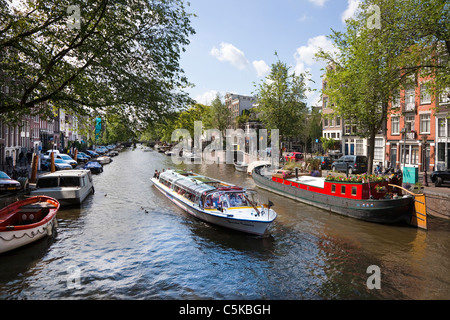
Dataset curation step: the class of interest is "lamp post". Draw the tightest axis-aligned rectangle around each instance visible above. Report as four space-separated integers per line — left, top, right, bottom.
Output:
422 135 429 187
401 127 407 172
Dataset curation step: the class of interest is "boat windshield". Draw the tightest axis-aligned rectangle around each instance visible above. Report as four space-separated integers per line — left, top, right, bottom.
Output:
37 177 59 188
204 192 250 209
60 177 80 187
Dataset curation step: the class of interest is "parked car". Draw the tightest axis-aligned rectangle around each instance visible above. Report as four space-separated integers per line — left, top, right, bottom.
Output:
284 152 304 162
77 153 90 162
331 155 368 174
86 150 99 157
95 146 108 154
57 154 77 168
430 170 450 187
314 156 332 170
78 152 91 160
42 149 60 160
0 171 22 193
41 158 72 171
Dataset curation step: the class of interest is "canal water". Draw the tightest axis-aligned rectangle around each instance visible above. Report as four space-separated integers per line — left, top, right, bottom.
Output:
0 147 449 300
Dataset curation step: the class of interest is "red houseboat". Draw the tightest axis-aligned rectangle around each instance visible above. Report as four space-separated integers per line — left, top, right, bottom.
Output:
252 165 426 229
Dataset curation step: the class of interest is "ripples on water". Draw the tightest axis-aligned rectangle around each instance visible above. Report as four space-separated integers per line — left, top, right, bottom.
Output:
0 147 449 300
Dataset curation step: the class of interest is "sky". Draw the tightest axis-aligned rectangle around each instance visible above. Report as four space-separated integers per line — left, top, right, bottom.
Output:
180 0 362 108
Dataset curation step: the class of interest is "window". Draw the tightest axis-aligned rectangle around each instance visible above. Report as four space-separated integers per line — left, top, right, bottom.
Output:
420 83 431 104
336 117 341 126
323 97 328 108
420 114 430 134
405 115 415 131
345 125 351 135
351 186 357 196
440 88 450 105
438 118 446 137
341 185 346 195
391 91 400 108
37 178 59 188
411 146 419 165
405 87 415 111
324 118 328 127
331 184 336 193
391 116 400 134
438 143 445 162
356 139 364 155
374 138 384 160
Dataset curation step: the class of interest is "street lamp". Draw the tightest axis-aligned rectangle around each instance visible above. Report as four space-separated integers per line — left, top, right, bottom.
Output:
401 127 407 172
422 134 429 187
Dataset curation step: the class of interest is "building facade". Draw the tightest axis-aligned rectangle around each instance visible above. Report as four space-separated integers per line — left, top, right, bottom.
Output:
385 77 450 172
225 92 257 129
0 108 84 172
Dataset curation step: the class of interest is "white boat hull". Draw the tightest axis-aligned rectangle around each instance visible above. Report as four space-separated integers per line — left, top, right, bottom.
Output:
234 163 248 172
30 170 94 206
0 216 57 254
152 178 274 235
31 187 93 206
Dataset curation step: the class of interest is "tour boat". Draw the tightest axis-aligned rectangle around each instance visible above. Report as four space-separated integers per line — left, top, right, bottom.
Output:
252 165 426 229
151 169 277 235
30 170 94 206
0 196 60 254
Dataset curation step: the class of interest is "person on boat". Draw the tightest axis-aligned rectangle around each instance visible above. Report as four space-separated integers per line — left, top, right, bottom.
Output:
375 163 382 176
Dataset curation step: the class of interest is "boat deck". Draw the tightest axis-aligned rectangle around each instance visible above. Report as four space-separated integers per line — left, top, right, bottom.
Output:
285 176 325 189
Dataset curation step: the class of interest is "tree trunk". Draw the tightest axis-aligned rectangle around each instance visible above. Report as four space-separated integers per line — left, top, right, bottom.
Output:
367 130 376 175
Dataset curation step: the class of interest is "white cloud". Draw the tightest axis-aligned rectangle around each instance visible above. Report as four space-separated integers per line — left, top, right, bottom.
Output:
293 35 335 75
194 90 219 105
308 0 328 7
297 14 308 23
341 0 361 23
252 60 270 78
210 42 250 70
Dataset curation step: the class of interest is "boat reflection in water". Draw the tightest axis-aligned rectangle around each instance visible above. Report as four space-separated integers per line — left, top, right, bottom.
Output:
151 169 277 236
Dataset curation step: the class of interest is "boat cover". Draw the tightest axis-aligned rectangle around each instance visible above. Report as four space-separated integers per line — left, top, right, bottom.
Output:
159 171 216 195
174 178 216 196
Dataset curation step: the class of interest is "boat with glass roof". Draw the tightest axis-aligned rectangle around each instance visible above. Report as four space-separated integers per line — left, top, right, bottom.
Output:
151 169 277 235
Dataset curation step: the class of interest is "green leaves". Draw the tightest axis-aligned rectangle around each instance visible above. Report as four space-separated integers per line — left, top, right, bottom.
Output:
254 55 309 140
0 0 195 124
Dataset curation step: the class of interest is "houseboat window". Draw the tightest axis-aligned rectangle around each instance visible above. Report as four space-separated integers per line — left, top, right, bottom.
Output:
351 186 357 196
341 185 346 194
331 184 336 193
60 177 81 187
37 178 58 188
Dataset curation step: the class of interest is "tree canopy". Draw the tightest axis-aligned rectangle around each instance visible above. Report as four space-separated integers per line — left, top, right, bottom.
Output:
0 0 195 126
253 55 309 143
316 0 449 173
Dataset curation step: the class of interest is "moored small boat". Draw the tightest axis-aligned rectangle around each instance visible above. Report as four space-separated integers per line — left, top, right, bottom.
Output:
95 156 112 165
151 169 277 235
0 196 60 254
30 170 95 206
234 162 248 172
83 161 103 174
